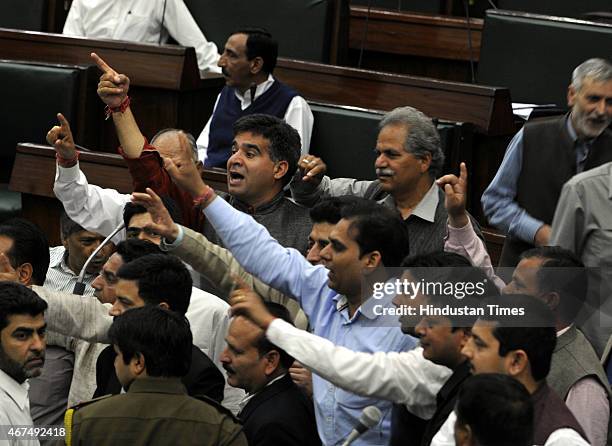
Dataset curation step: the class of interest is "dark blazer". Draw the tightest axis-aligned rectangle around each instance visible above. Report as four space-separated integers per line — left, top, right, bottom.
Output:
93 344 224 402
238 374 321 446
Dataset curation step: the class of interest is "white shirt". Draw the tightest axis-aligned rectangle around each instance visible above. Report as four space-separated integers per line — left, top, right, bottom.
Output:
431 411 591 446
44 246 97 297
0 370 39 446
196 75 313 162
267 318 451 420
63 0 220 76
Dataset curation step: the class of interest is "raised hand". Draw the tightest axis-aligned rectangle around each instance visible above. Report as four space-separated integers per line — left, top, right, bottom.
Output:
229 276 276 330
46 113 77 160
91 52 130 108
297 155 326 184
162 133 209 198
436 162 469 228
131 188 180 242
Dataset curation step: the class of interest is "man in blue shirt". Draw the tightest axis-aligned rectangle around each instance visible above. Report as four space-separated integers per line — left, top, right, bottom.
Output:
482 58 612 267
132 162 418 445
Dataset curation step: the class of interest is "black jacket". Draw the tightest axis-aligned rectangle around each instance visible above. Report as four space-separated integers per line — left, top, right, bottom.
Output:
238 374 321 446
93 344 224 402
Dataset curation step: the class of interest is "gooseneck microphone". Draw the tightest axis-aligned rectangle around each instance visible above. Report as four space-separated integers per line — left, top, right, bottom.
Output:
341 406 383 446
72 222 124 295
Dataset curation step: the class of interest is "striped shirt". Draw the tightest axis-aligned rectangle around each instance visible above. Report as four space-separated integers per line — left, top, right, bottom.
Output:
44 246 96 297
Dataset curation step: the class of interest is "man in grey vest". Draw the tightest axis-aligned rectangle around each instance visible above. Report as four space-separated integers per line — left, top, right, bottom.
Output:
504 246 611 446
482 58 612 268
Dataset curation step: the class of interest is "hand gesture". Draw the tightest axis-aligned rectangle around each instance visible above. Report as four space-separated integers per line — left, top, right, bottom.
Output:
163 133 208 198
91 52 130 108
130 188 180 242
0 253 21 284
229 277 276 330
436 162 469 228
46 113 76 160
297 155 326 184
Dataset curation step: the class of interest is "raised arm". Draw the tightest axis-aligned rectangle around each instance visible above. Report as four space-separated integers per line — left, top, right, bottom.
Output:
92 53 145 159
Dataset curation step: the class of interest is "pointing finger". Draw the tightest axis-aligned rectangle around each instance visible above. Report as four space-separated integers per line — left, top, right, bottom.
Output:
91 52 117 76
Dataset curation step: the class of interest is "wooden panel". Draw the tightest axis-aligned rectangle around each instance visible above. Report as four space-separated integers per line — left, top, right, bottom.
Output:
349 7 482 61
0 28 206 90
276 58 513 135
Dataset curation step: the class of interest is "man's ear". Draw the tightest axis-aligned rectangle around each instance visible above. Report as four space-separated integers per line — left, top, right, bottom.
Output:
419 153 432 174
454 421 473 446
505 349 529 378
17 263 33 286
263 350 281 376
540 291 560 312
250 56 264 75
158 302 170 311
567 85 577 107
130 352 146 377
273 160 289 182
362 251 383 273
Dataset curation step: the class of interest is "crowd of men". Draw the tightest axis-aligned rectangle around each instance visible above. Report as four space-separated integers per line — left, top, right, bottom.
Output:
0 4 611 445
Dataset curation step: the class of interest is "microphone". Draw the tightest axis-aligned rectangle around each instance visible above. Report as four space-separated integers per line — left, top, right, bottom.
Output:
72 222 124 295
341 406 382 446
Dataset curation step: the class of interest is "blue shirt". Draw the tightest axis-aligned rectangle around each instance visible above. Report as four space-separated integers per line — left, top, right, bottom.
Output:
203 197 416 446
481 116 590 244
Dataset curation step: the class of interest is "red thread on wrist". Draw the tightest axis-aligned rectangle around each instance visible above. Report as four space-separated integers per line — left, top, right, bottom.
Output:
192 186 214 207
104 96 131 120
56 150 79 168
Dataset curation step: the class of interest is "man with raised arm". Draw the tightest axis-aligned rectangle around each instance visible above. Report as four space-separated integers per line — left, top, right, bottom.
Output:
132 162 416 445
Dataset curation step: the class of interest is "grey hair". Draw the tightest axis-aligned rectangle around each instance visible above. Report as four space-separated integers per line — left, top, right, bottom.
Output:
379 106 444 177
571 58 612 92
151 128 199 162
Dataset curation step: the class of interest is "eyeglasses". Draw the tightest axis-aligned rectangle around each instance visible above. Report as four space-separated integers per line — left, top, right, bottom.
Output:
126 227 161 239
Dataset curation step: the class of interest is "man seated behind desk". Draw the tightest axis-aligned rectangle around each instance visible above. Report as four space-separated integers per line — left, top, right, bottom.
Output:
62 0 220 76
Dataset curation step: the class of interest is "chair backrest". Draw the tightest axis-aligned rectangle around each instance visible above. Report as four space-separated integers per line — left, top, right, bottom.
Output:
308 102 472 181
0 60 85 183
478 9 612 105
183 0 348 64
0 0 48 32
496 0 612 18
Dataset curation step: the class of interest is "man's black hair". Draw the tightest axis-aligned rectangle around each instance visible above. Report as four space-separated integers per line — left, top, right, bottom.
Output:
0 282 48 332
255 302 295 370
122 196 183 230
456 374 534 446
109 306 192 378
116 254 192 315
520 246 587 324
479 294 557 382
59 210 86 240
0 219 49 286
233 27 278 74
309 196 363 225
115 239 163 264
233 114 301 186
339 199 409 268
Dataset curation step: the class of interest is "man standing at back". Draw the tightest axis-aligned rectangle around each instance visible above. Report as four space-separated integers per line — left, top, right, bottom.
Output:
482 58 612 267
197 28 313 165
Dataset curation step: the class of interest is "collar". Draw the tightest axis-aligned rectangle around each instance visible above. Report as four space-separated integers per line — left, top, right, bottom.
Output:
238 373 288 411
228 190 286 215
49 246 94 278
556 324 573 338
409 182 439 222
233 74 275 105
0 369 29 411
127 377 187 395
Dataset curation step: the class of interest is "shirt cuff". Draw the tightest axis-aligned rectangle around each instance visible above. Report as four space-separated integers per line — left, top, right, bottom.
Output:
445 219 474 243
160 225 185 251
514 213 545 244
55 161 81 182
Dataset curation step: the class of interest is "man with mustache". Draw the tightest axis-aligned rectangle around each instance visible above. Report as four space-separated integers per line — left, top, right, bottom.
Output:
292 106 481 257
482 58 612 268
196 28 313 167
0 282 48 442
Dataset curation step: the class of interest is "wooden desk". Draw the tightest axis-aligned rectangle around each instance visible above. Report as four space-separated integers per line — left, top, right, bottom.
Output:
275 57 513 136
10 143 227 245
0 29 224 151
348 7 483 81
